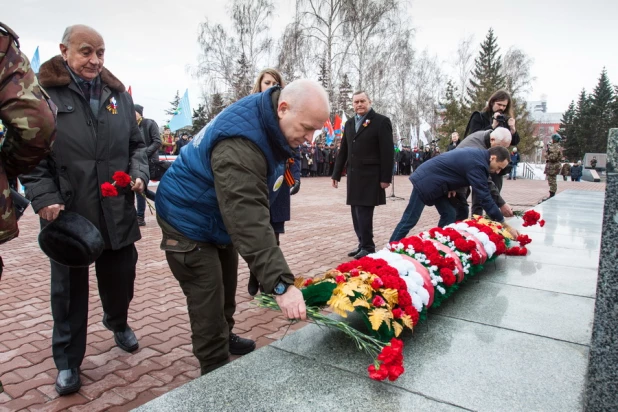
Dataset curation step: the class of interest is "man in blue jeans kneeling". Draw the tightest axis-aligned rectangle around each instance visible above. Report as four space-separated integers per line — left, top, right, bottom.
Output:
390 146 520 242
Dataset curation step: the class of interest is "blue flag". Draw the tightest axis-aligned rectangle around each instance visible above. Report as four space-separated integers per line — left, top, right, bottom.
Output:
168 89 193 132
31 46 40 74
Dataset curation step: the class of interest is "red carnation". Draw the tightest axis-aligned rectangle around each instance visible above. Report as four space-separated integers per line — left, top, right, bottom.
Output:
112 171 132 188
101 182 118 197
387 364 405 381
539 220 545 227
303 278 313 287
405 306 420 325
368 364 389 381
335 275 346 284
440 268 456 287
398 290 412 307
371 277 383 289
517 234 532 246
349 268 360 277
372 296 386 307
519 247 528 256
392 308 403 319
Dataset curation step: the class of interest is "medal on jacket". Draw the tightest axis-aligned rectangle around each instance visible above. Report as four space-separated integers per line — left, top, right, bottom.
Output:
273 175 284 191
363 119 370 127
106 97 118 114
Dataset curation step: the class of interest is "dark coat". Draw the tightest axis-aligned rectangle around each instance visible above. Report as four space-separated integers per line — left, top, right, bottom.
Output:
22 56 149 250
140 118 161 161
421 150 432 163
464 111 520 146
510 152 520 165
411 147 504 222
570 164 583 179
332 109 394 206
447 141 459 151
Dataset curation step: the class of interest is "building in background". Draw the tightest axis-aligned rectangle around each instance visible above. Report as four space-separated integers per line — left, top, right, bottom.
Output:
527 97 562 163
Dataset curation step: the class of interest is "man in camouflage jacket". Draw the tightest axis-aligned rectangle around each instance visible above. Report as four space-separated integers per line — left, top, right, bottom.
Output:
544 133 563 197
0 22 56 267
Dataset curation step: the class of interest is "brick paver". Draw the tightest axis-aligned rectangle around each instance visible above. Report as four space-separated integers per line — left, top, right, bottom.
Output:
0 176 604 411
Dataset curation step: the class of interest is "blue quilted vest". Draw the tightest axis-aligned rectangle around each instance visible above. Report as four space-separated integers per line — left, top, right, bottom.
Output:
155 88 290 244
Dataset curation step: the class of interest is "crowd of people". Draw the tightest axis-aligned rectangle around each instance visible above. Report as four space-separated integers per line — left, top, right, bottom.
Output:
1 20 576 401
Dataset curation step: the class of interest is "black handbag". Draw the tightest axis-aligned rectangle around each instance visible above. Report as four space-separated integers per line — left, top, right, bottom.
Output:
149 159 172 181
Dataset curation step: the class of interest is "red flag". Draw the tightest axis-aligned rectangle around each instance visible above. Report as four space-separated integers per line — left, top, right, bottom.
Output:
333 114 342 136
323 119 334 136
127 86 132 96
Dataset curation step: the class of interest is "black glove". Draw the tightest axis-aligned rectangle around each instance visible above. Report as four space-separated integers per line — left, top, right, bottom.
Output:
290 179 300 195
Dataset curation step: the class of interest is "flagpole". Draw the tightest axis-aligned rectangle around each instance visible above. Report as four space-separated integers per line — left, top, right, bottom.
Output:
389 137 405 201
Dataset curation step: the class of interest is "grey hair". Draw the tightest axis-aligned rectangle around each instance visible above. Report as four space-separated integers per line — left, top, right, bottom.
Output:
352 90 371 101
490 127 512 146
61 26 73 46
61 25 103 46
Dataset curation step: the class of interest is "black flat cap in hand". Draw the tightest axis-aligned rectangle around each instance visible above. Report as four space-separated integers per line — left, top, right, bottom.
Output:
38 211 105 267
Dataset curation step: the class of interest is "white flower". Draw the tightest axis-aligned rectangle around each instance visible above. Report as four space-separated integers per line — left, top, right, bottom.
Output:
437 286 446 294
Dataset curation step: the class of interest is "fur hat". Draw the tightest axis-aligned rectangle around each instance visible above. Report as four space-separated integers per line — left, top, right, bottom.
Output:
134 104 144 117
38 211 105 267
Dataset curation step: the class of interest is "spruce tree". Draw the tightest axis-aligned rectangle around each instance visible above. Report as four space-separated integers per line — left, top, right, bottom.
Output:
232 53 253 101
317 58 328 90
165 90 181 117
191 104 208 135
589 68 615 152
439 80 468 142
466 28 506 111
560 101 578 159
207 92 226 122
573 89 593 158
337 74 353 117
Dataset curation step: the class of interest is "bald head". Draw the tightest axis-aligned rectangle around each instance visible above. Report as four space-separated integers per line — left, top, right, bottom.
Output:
489 127 512 147
277 79 330 148
60 25 105 81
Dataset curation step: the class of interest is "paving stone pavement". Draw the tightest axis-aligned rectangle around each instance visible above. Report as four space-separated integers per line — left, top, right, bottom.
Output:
0 176 605 411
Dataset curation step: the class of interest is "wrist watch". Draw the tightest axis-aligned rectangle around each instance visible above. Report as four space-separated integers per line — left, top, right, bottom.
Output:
273 281 290 296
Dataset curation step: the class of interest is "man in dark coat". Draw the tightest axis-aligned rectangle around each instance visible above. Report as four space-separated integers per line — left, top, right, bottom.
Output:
21 25 149 396
390 147 520 242
446 132 460 151
134 104 160 226
331 91 394 259
314 142 325 176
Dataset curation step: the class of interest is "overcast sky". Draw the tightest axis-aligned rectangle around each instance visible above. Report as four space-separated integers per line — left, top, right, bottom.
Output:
10 0 618 126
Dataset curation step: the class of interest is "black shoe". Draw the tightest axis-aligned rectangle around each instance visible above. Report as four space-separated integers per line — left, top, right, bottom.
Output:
549 191 555 198
103 314 139 353
353 249 372 259
137 216 146 226
229 333 256 355
55 368 81 396
248 272 259 296
347 247 361 257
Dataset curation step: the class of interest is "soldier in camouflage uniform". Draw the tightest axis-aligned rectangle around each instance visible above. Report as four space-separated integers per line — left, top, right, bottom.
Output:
544 133 563 197
0 22 56 271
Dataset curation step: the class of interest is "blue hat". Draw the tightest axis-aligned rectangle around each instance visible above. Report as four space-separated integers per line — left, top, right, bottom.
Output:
551 133 562 142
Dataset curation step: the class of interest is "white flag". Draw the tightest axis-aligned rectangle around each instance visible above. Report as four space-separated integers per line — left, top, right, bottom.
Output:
419 128 428 145
410 124 418 147
396 124 402 150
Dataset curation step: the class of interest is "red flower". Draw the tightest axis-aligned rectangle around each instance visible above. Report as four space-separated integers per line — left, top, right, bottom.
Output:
101 182 118 197
506 247 521 256
368 364 389 381
539 220 545 227
112 171 132 188
349 268 360 277
371 277 383 289
372 296 386 307
303 278 313 287
404 305 420 325
387 364 405 381
519 247 528 256
398 290 412 308
439 268 456 287
335 275 346 284
392 308 403 319
517 234 532 246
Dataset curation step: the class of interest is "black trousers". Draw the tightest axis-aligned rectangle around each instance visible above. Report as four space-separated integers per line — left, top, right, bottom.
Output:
351 205 375 252
471 174 503 217
50 243 137 370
